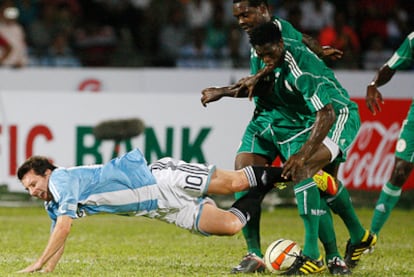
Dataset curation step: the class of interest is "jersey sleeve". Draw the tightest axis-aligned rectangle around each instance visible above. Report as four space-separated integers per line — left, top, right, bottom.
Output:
273 17 303 42
386 32 414 70
286 48 333 113
48 169 80 219
295 73 333 113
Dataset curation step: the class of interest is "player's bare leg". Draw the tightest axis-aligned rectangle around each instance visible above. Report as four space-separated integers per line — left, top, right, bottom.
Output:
207 169 250 194
198 203 244 236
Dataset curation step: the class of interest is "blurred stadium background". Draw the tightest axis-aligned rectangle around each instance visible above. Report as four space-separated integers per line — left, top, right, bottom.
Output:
0 0 411 69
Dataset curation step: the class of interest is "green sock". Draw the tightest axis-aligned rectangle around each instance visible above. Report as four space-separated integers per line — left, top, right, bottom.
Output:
325 181 365 244
370 182 402 235
294 178 321 260
235 191 263 257
319 200 340 261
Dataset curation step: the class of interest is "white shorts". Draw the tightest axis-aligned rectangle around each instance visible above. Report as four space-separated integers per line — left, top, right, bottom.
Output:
147 157 216 235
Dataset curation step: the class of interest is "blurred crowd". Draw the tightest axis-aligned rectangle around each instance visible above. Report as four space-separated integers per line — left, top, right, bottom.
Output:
0 0 412 69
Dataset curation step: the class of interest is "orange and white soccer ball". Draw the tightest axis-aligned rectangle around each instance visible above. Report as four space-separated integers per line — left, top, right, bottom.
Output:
264 238 301 273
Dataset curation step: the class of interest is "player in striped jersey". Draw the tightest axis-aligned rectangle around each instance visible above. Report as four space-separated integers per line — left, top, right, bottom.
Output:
245 21 375 274
202 1 372 270
367 32 414 238
201 20 372 274
16 148 290 273
200 1 345 274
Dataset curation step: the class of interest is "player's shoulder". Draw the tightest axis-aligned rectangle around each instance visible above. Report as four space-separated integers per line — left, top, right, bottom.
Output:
51 167 70 178
284 41 314 61
271 16 291 27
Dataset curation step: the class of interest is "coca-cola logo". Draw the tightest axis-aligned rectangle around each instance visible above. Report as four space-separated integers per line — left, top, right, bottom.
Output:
339 121 401 189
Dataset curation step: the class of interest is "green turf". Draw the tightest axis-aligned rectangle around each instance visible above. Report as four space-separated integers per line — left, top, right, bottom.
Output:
1 206 413 276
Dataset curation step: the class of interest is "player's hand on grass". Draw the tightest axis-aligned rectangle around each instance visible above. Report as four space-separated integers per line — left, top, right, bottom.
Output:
322 46 343 60
366 84 384 115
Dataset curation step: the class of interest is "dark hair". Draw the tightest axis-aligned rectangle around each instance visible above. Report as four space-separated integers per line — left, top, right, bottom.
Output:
232 0 268 7
17 156 57 180
249 21 282 46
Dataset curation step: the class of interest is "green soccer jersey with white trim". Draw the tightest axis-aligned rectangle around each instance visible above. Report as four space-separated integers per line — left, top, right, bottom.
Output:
238 17 359 161
386 32 414 71
252 39 358 137
386 32 414 161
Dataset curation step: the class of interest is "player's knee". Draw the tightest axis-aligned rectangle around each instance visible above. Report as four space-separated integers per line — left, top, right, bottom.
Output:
223 213 244 235
390 160 414 187
226 219 244 235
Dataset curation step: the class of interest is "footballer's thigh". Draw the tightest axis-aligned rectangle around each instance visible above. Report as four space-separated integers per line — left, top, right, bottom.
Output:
198 203 243 236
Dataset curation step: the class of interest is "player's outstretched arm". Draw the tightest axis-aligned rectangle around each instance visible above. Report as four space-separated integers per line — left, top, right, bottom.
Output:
230 65 275 100
366 64 396 115
17 215 73 273
201 86 239 107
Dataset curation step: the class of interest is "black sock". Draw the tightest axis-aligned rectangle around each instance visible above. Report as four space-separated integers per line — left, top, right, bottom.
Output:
243 166 287 193
229 189 264 225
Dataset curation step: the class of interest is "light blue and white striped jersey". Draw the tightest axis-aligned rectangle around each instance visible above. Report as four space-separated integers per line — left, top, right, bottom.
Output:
45 149 158 227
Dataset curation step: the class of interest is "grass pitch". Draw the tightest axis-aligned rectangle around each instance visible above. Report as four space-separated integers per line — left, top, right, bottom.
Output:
1 206 413 276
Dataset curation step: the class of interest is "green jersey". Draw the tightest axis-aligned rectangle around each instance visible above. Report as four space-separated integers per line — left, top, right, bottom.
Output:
253 39 358 139
238 17 359 162
386 32 414 71
386 32 414 162
236 17 306 162
248 17 312 132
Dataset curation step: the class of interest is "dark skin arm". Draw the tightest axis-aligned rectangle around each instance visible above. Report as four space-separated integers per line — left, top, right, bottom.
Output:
229 64 276 100
201 66 275 106
282 104 336 181
366 64 396 115
302 33 343 60
201 85 250 107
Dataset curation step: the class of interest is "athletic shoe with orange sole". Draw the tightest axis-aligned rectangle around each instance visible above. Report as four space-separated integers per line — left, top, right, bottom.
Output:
313 170 338 195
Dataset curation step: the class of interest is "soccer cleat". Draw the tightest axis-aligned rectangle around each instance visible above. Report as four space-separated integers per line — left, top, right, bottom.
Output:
282 254 326 275
313 170 338 195
327 257 351 275
344 230 377 268
230 253 266 274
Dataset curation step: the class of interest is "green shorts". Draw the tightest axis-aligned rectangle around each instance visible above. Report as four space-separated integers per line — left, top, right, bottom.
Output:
237 111 280 163
395 101 414 162
274 106 361 163
238 106 360 163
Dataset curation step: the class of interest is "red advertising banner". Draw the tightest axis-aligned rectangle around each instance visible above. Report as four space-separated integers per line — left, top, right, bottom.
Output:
340 98 414 191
